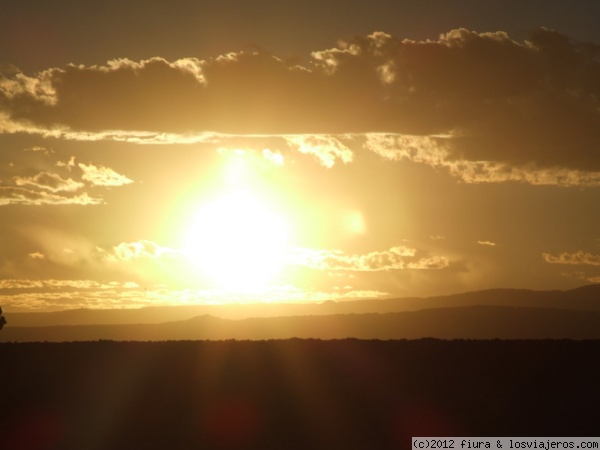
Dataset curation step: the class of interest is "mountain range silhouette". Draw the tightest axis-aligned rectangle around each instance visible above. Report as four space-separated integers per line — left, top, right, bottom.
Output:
3 285 600 341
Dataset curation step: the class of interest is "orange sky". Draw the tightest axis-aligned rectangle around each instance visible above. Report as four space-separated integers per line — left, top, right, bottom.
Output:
1 0 600 311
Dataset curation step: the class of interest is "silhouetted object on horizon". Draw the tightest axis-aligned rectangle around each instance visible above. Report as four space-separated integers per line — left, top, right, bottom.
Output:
0 306 6 330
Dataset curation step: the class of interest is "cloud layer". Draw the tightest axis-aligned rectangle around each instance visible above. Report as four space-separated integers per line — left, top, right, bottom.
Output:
2 28 600 176
290 245 449 272
543 251 600 266
0 147 132 206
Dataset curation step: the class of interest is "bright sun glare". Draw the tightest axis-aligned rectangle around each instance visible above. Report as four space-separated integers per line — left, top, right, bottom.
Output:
182 183 290 293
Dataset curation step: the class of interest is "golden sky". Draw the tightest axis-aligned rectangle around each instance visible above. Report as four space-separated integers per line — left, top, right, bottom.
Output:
2 0 600 311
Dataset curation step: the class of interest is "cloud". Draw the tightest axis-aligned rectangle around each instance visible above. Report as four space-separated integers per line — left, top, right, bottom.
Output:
363 133 600 186
0 279 146 311
110 240 180 262
559 271 600 284
4 230 185 288
0 279 389 312
0 147 132 205
25 145 54 155
262 149 284 166
4 225 188 288
0 187 101 206
22 228 108 267
543 251 600 266
1 57 204 131
0 279 126 290
14 171 84 192
79 163 133 187
477 240 496 247
290 245 449 271
284 135 353 168
2 28 600 177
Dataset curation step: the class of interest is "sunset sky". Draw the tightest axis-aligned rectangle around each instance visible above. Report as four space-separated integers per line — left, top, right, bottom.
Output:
2 0 600 312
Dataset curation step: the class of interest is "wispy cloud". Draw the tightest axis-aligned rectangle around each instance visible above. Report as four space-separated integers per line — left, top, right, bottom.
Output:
0 279 145 311
284 135 353 168
109 240 180 262
5 233 185 291
25 145 54 155
0 278 388 312
364 133 600 187
543 251 600 266
289 245 449 271
262 149 284 166
0 187 101 206
14 171 84 192
0 279 136 290
0 147 132 205
79 163 133 187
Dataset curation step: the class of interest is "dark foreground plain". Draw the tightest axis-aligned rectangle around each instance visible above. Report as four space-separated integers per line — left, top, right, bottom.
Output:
1 339 599 450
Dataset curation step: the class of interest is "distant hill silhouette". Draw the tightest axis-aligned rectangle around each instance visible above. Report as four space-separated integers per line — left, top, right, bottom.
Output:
2 305 600 342
6 284 600 329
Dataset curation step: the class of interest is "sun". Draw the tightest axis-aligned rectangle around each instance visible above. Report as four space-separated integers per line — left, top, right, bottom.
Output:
182 188 290 292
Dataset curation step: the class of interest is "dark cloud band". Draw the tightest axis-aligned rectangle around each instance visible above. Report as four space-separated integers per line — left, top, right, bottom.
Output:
2 28 599 172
